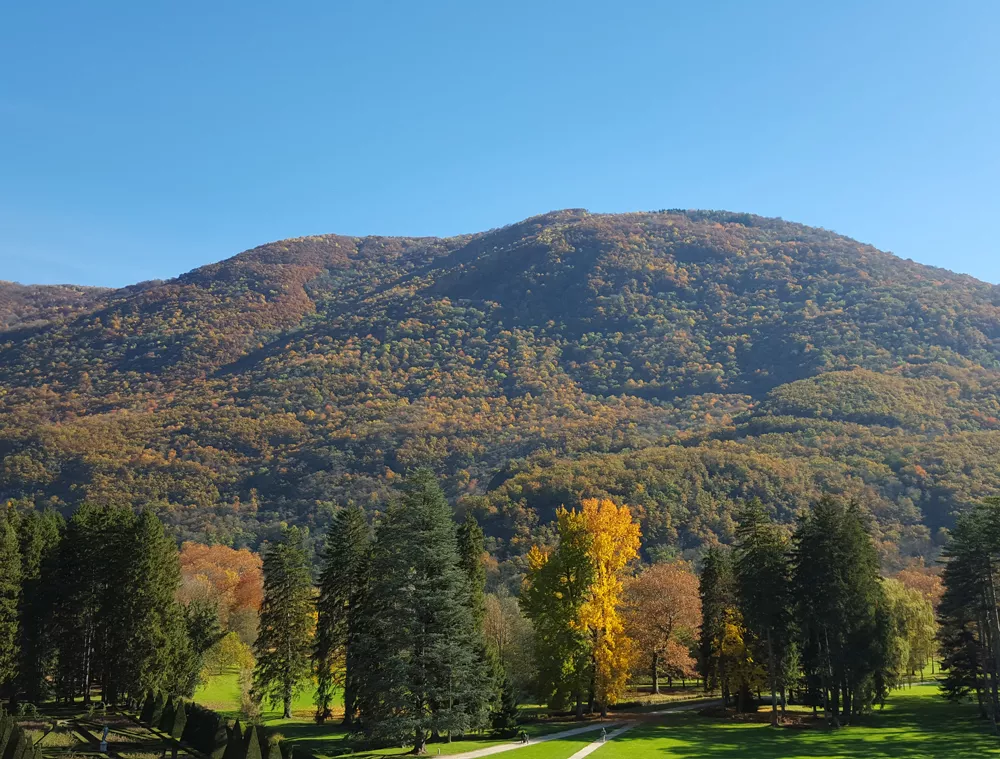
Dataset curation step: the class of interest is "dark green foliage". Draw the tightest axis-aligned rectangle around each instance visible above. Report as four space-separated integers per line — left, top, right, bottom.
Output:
186 598 224 663
314 506 370 725
14 507 62 703
734 499 793 725
210 719 229 759
355 470 488 751
458 515 487 629
140 691 156 723
150 692 166 727
490 676 520 735
243 725 262 759
0 716 13 759
791 496 892 725
160 696 176 732
1 726 24 759
51 506 192 704
223 721 243 759
171 699 187 740
253 528 314 720
0 508 20 691
698 546 736 700
181 702 225 755
937 498 1000 725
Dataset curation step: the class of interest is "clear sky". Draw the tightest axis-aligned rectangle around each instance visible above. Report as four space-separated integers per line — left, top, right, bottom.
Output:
1 1 998 288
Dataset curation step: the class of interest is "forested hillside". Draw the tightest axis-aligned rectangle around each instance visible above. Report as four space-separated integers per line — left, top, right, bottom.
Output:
2 209 999 569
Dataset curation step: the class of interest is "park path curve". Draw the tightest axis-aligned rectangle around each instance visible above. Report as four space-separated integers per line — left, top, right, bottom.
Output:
563 698 723 759
445 721 624 759
447 698 720 759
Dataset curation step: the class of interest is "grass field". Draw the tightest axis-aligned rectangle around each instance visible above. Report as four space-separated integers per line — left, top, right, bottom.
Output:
194 676 996 759
598 685 1000 759
193 670 330 721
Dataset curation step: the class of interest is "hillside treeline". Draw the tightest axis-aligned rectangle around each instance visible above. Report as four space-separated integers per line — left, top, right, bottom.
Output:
2 211 1000 566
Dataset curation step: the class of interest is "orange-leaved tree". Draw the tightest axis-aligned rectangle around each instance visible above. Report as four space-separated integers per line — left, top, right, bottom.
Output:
624 560 701 693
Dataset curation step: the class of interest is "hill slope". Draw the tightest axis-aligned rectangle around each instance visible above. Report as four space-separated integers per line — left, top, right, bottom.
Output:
2 210 999 567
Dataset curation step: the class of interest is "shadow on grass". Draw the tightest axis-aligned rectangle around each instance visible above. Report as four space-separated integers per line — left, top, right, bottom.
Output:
599 688 1000 759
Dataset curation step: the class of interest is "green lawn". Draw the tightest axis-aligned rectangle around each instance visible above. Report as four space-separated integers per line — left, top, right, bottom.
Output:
193 670 334 721
194 671 595 759
598 685 1000 759
278 717 601 759
483 734 603 759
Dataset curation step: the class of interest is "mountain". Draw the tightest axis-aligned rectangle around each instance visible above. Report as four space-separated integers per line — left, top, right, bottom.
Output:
0 281 108 331
2 209 999 570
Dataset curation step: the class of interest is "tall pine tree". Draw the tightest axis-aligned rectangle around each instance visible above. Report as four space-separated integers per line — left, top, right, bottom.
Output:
792 496 889 726
735 499 792 726
253 526 315 719
698 547 736 704
0 506 21 696
355 470 486 753
118 510 194 701
15 508 63 703
314 507 370 725
938 498 1000 729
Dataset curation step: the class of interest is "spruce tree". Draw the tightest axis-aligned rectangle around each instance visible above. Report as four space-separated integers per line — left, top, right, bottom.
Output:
314 507 370 725
253 527 315 719
938 498 1000 728
0 508 21 695
457 516 487 629
120 511 194 701
355 469 486 752
698 546 735 704
734 499 792 726
791 496 887 726
15 508 63 704
456 514 493 732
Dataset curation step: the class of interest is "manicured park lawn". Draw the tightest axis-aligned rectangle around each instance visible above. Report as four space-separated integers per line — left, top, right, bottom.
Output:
277 716 601 759
194 678 994 759
193 670 331 721
490 734 603 759
599 685 1000 759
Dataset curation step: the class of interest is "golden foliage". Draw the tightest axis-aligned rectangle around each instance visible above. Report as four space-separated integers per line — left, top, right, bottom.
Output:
575 499 641 707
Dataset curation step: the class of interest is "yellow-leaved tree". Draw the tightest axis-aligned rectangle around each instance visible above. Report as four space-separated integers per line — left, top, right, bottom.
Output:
576 499 641 714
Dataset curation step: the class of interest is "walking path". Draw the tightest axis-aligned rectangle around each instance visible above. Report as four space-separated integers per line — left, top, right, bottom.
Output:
562 699 722 759
447 722 625 759
448 698 720 759
563 722 636 759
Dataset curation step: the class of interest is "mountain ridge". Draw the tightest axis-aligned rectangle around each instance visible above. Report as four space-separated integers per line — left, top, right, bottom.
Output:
1 209 998 572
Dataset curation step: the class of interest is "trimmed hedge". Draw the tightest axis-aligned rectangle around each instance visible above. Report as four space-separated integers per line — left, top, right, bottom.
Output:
0 707 41 759
136 693 300 759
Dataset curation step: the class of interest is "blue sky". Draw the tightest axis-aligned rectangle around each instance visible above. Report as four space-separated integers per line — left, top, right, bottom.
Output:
1 1 998 287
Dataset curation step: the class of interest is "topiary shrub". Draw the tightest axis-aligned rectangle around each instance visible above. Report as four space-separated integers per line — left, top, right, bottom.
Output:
140 692 156 724
171 701 187 740
150 693 166 727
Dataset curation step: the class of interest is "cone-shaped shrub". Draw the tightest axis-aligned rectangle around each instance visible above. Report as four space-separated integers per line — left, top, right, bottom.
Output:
2 728 25 759
0 717 13 758
159 697 176 732
243 726 262 759
140 692 156 724
150 693 166 727
171 701 187 740
224 721 243 759
210 719 228 759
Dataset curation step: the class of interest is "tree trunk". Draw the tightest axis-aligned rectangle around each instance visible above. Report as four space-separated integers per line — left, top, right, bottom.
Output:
413 728 426 755
767 628 778 727
652 651 660 695
984 564 1000 730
